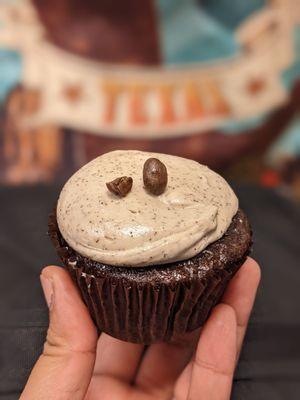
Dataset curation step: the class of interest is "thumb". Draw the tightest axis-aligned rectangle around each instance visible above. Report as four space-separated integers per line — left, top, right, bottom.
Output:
20 266 98 400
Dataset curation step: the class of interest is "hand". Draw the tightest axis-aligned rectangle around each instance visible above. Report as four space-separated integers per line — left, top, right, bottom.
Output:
20 257 260 400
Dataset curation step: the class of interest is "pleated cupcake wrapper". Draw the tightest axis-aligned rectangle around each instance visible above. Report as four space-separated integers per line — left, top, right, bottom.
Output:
48 212 246 344
65 259 242 344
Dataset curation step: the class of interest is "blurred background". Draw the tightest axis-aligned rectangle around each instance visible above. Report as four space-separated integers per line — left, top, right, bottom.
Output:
0 0 300 200
0 1 300 399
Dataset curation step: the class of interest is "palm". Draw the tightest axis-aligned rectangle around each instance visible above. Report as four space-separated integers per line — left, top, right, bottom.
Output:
86 330 197 400
86 259 260 400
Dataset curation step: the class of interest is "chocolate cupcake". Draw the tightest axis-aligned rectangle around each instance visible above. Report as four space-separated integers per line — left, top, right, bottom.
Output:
49 150 252 344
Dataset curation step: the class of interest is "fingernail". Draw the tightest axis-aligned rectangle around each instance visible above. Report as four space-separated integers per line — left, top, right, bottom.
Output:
40 275 54 310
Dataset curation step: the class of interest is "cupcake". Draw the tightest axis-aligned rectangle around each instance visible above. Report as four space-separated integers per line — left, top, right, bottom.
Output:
48 150 252 344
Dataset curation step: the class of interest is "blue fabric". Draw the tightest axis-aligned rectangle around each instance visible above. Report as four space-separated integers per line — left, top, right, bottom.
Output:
282 27 300 90
156 0 240 64
200 0 266 30
0 49 22 102
268 117 300 160
222 115 266 135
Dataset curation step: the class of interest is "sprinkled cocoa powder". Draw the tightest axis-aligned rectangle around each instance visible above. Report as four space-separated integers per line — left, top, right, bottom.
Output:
57 150 238 267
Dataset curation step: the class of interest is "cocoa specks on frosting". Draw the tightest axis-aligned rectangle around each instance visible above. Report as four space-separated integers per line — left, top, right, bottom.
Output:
106 176 133 197
143 158 168 195
57 150 238 267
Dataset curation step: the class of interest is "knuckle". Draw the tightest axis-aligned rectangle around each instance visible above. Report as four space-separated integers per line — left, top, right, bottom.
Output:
194 356 231 378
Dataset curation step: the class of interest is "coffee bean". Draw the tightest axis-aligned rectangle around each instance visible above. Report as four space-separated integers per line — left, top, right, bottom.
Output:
143 158 168 195
106 176 133 197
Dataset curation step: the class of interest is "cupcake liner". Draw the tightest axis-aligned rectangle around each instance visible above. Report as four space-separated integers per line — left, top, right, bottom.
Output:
66 258 244 343
48 212 249 344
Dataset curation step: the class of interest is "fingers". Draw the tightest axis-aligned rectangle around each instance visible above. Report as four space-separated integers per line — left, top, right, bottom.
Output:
135 329 200 398
86 377 132 400
86 334 144 400
186 304 237 400
174 258 260 400
173 362 193 400
94 333 144 382
20 266 98 400
222 257 261 356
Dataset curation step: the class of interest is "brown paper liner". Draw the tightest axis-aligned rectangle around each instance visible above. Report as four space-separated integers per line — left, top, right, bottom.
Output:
48 212 250 344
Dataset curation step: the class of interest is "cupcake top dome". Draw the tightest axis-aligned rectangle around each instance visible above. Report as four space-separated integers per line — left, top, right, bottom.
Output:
57 150 238 267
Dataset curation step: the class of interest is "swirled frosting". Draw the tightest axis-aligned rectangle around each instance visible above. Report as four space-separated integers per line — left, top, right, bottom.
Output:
57 150 238 267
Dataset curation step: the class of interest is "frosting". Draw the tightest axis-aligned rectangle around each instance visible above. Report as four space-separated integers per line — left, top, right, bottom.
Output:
57 150 238 267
